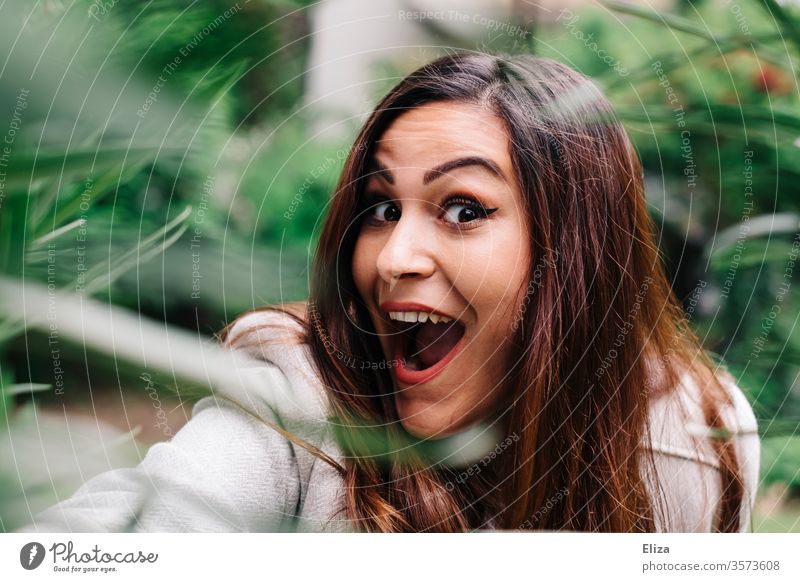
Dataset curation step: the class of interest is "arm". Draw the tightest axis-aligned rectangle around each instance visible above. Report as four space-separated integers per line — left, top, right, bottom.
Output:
16 396 301 533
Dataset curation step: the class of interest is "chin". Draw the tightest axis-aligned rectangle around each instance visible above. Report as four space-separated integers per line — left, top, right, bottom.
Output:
400 419 442 439
397 404 462 440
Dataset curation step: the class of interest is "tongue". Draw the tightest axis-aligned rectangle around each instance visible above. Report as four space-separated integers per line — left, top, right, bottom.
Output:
412 320 464 368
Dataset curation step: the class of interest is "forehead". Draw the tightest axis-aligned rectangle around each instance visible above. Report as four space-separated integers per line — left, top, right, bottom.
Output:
373 101 512 171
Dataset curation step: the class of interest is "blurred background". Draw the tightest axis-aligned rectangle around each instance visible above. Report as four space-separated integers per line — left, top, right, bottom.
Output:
0 0 798 532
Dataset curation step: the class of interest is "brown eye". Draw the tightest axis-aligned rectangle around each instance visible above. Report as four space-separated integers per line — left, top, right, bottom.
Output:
441 195 497 226
444 204 480 223
369 200 401 223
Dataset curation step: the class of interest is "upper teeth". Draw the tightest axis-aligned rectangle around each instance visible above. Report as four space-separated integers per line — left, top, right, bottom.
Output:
388 311 453 324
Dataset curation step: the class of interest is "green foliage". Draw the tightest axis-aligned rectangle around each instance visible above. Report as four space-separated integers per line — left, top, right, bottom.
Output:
761 436 800 495
0 0 286 527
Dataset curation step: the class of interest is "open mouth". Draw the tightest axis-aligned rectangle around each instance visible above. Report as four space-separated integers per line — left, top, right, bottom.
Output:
389 316 466 384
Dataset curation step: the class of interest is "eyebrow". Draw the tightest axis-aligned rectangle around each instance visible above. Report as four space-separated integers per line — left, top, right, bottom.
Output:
368 156 506 186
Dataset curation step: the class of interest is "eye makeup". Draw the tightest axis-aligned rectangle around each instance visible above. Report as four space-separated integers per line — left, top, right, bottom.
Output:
359 191 498 231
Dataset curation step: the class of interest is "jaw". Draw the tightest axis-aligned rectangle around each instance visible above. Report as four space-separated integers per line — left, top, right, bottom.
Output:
395 390 499 440
394 395 460 439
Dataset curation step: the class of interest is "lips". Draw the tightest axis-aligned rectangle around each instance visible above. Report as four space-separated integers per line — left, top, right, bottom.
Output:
379 301 466 385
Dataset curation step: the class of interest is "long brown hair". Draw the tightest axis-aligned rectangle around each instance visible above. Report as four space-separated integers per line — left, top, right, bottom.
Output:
226 52 744 532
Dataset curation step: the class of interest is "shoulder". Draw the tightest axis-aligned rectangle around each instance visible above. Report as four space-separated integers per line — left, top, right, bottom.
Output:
647 367 758 464
717 371 759 435
225 302 308 353
222 304 320 405
645 366 760 531
218 304 333 447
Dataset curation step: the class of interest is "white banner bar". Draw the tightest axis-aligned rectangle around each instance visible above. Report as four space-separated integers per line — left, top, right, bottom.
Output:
2 533 798 581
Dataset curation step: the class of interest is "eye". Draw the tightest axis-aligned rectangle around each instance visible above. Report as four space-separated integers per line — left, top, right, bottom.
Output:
441 195 498 227
364 197 401 224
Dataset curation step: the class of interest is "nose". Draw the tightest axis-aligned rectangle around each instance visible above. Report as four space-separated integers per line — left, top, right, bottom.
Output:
376 209 436 285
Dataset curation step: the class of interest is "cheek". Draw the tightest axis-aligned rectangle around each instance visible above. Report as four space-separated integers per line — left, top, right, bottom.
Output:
497 241 531 314
351 234 377 299
490 216 531 310
450 227 530 319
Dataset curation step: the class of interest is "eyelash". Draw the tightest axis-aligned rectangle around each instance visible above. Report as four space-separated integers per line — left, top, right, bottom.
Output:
361 193 498 231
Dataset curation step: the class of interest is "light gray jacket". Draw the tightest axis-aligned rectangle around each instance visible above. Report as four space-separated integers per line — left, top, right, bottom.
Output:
18 310 760 533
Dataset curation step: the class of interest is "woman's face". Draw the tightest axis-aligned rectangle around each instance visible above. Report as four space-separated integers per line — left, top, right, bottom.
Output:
351 101 531 439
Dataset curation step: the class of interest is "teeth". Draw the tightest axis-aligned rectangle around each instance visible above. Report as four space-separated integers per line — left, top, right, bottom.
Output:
388 311 453 323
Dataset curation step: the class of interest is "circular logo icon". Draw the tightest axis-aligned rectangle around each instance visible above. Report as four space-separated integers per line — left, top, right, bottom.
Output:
20 542 46 570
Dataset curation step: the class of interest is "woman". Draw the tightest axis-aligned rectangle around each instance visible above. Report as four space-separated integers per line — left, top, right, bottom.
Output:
20 52 759 533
